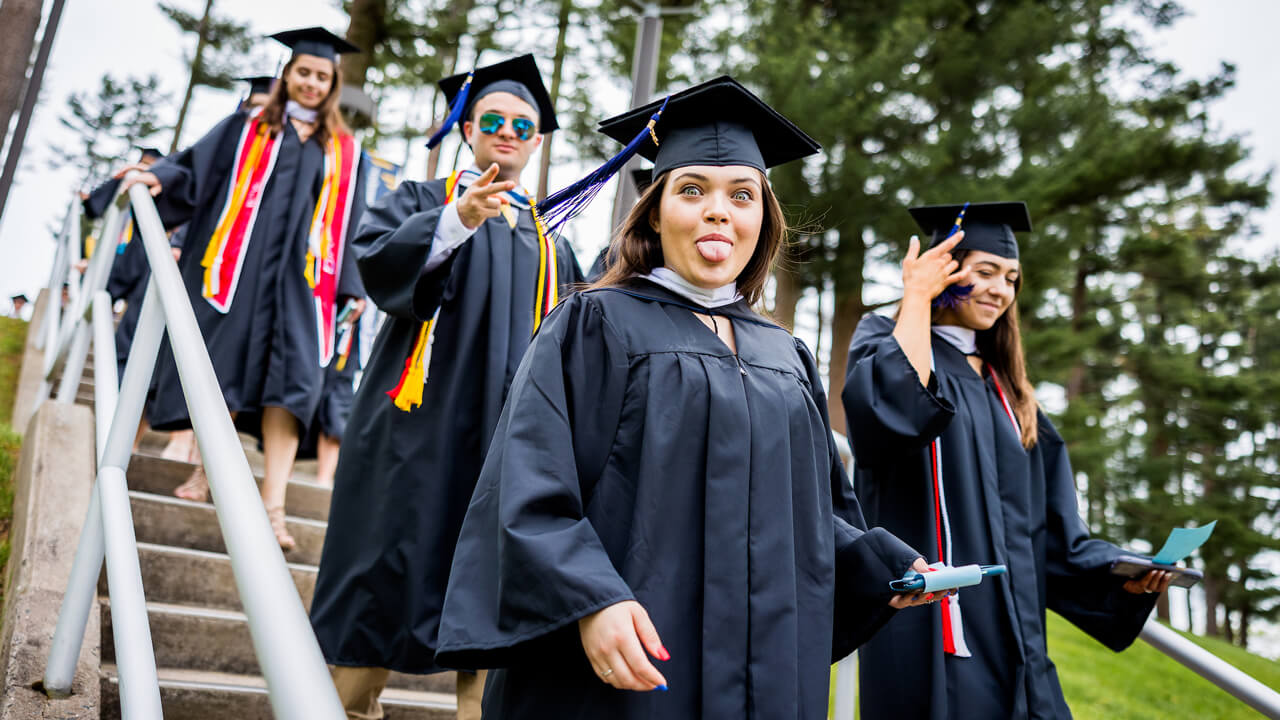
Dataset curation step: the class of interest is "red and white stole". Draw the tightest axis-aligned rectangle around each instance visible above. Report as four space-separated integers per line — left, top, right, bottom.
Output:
201 109 283 312
928 348 1021 658
305 131 360 367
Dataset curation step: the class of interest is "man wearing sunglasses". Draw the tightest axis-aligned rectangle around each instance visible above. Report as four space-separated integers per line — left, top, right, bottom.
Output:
311 54 584 720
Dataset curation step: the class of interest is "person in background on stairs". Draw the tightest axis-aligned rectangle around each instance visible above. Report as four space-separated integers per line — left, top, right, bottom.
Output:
121 27 368 552
841 202 1174 719
297 294 364 487
309 54 582 720
434 76 940 720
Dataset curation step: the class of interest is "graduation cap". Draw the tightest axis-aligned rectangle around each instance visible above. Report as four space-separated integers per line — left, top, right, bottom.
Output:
268 27 360 62
909 201 1031 309
137 147 164 161
631 167 654 193
238 75 277 96
427 54 558 149
10 294 28 303
908 201 1031 260
535 76 820 235
599 75 821 176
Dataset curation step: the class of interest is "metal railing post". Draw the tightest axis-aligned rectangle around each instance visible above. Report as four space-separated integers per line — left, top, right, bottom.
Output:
45 198 123 381
1140 620 1280 719
35 196 77 352
97 464 162 719
127 182 345 718
43 282 165 697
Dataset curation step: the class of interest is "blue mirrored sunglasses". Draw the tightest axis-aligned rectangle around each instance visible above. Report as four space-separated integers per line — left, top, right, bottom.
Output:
478 112 537 141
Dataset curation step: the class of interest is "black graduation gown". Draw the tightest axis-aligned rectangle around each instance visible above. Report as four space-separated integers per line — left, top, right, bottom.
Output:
296 320 361 459
309 176 584 674
105 224 186 380
143 111 367 431
434 281 923 720
82 178 120 220
841 314 1157 720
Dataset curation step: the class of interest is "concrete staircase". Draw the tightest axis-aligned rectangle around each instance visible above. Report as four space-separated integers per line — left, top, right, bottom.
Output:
63 356 458 718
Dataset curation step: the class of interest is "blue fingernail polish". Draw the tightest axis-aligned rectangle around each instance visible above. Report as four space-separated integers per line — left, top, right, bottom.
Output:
656 684 668 692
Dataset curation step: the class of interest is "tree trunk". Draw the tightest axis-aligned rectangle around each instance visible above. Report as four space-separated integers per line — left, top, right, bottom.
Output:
0 0 43 148
1203 574 1221 638
772 260 801 332
536 0 572 202
1155 590 1170 623
169 0 214 153
341 0 385 88
826 257 865 437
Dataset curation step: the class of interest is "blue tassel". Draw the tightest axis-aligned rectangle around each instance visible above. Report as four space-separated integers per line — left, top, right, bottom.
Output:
426 73 474 150
536 96 670 235
931 201 971 309
933 283 973 309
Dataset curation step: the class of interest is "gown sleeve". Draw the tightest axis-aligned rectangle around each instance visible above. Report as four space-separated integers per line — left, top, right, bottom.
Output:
337 154 369 301
105 236 147 302
1039 413 1157 651
351 180 456 321
841 313 956 467
147 112 247 229
82 178 121 220
796 338 925 659
435 291 635 669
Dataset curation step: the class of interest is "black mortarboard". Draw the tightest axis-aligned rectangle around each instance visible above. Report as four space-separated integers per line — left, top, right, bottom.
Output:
631 167 653 193
428 54 558 148
908 202 1031 260
268 27 360 62
598 76 820 177
137 147 164 161
10 294 28 303
238 75 276 96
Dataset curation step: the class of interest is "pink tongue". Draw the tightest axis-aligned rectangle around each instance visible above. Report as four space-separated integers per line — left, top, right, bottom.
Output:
697 240 732 262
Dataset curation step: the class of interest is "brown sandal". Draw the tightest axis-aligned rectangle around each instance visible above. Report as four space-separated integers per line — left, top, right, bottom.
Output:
173 465 210 502
266 505 296 552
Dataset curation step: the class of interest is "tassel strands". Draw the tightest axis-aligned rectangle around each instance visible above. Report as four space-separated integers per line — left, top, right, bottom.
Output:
933 201 972 310
425 73 474 150
535 96 669 236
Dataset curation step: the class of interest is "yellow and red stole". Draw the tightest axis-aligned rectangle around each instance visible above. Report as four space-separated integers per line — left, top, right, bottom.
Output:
385 171 559 412
201 109 283 312
305 131 360 367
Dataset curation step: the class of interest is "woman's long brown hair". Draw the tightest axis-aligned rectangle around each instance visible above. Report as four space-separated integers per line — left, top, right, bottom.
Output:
589 169 788 306
257 55 349 145
945 248 1039 448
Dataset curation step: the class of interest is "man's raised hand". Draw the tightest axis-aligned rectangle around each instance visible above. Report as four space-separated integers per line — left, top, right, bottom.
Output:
456 163 516 230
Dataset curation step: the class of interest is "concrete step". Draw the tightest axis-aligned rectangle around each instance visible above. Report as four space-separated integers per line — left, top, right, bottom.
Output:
127 454 332 522
100 664 456 720
100 600 455 695
99 541 316 613
130 490 327 564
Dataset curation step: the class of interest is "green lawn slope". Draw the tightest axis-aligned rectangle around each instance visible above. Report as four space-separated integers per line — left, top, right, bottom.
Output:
831 611 1280 719
0 316 28 608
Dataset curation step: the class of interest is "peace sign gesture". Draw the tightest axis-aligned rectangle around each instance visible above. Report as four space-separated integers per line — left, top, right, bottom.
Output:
456 163 517 230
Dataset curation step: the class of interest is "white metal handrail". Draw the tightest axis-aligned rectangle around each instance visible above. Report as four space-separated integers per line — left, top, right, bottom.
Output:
38 174 345 718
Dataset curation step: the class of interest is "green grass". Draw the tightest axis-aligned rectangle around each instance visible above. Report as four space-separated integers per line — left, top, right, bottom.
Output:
830 612 1280 719
0 317 26 423
0 316 26 607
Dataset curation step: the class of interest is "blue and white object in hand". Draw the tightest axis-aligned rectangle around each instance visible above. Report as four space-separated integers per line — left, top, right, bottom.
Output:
890 563 1007 593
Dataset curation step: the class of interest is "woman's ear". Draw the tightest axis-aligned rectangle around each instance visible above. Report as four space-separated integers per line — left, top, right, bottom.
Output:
649 206 660 234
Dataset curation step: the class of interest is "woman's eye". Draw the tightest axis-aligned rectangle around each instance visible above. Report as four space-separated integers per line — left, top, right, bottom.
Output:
680 185 702 196
732 190 753 201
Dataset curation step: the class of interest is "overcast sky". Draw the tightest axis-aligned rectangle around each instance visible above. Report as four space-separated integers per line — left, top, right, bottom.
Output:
0 0 1275 302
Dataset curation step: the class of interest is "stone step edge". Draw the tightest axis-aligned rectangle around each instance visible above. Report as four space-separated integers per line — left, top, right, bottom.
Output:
135 540 318 575
99 663 457 709
127 490 328 530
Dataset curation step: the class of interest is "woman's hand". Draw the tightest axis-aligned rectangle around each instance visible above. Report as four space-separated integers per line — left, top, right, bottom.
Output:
1123 569 1174 595
455 163 515 229
346 298 367 323
889 557 956 609
119 170 162 197
901 232 970 302
578 600 670 692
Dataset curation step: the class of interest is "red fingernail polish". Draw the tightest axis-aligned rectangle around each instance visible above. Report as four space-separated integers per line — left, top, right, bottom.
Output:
658 647 671 662
925 593 934 601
